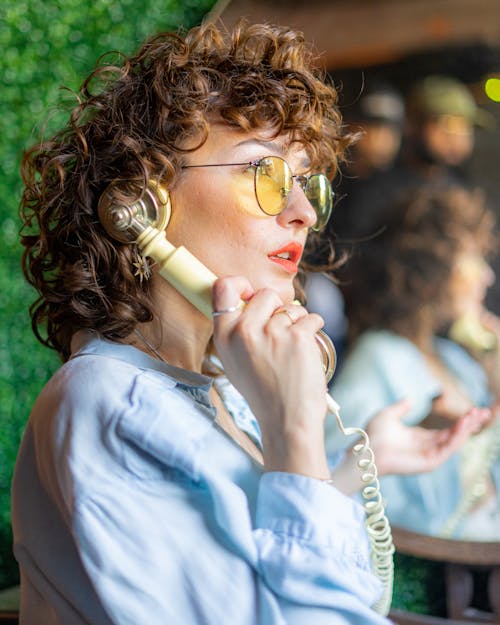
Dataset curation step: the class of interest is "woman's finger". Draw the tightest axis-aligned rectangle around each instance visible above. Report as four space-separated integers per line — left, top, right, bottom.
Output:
269 304 309 327
291 312 326 336
211 276 254 320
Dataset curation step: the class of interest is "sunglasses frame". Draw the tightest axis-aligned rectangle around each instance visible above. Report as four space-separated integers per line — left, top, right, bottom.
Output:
183 156 333 232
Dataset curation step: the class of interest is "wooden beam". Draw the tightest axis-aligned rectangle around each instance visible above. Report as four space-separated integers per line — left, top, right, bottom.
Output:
207 0 500 69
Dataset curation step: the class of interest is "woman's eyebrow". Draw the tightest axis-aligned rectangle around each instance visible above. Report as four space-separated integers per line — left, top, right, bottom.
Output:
234 138 286 154
234 138 311 170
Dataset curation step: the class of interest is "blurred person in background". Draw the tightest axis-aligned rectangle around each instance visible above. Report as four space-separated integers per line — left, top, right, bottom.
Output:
331 75 493 245
326 185 500 540
341 80 406 177
305 81 405 359
398 74 493 189
314 75 494 365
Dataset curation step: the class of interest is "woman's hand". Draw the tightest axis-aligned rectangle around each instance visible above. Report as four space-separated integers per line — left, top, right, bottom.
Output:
330 401 491 495
366 400 492 477
212 276 330 480
425 391 473 428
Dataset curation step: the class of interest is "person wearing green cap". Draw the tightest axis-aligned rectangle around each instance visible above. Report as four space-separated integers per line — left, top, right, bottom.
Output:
405 74 493 173
330 74 493 247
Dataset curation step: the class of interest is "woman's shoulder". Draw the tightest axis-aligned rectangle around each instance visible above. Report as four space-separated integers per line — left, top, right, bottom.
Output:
435 336 491 405
342 329 421 369
434 336 487 381
332 330 440 424
340 330 440 389
35 340 175 416
435 335 477 362
26 335 216 495
28 333 198 448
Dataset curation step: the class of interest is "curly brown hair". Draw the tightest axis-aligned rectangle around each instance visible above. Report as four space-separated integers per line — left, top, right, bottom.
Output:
20 21 351 360
341 185 495 342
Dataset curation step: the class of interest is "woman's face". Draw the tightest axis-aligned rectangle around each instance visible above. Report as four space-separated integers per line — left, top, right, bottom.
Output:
167 124 319 305
448 248 495 319
422 115 474 167
356 122 402 171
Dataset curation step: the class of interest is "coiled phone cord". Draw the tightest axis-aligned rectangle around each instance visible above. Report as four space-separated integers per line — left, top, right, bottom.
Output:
327 394 395 616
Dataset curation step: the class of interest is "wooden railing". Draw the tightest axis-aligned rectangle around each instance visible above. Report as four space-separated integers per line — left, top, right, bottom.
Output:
390 527 500 624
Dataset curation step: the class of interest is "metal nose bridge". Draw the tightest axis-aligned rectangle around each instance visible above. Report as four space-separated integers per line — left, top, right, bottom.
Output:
280 175 309 199
293 174 309 192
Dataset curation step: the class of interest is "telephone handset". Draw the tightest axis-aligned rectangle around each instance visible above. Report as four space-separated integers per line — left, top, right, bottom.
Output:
98 180 216 318
449 312 497 353
98 180 394 616
98 180 337 381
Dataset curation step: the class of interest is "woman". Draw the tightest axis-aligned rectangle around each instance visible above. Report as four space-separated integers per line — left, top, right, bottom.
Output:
327 185 500 540
13 22 487 625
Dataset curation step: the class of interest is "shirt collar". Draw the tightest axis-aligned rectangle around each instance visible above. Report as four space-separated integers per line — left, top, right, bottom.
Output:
70 330 214 394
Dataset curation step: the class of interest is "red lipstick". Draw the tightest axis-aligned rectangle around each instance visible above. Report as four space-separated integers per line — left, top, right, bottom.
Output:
267 242 303 274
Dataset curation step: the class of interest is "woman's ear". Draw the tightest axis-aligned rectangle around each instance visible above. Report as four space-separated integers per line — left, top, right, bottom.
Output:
98 179 171 243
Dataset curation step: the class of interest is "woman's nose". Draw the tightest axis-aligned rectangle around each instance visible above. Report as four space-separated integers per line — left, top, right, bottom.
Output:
276 182 318 230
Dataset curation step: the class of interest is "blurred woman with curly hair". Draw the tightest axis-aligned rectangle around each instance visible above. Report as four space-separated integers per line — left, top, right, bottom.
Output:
327 185 500 540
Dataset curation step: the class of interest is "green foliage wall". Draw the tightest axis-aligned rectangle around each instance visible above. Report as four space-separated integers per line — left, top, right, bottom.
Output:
0 0 216 589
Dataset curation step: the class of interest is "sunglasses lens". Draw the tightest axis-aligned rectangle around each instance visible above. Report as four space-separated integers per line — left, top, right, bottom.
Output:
306 174 333 231
255 157 292 216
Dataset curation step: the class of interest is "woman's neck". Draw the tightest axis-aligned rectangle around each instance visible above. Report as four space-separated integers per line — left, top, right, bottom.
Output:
413 334 435 356
135 278 214 372
406 317 436 355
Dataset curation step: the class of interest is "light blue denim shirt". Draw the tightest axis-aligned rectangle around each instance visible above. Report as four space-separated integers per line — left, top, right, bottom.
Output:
12 332 388 625
327 330 492 537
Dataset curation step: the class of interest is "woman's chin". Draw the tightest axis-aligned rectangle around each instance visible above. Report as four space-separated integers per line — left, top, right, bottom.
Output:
276 282 297 306
250 275 296 306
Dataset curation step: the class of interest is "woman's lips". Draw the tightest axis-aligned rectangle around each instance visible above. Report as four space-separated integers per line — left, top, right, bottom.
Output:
267 242 303 274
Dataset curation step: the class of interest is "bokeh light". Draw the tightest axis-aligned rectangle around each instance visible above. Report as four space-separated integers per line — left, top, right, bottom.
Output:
484 77 500 102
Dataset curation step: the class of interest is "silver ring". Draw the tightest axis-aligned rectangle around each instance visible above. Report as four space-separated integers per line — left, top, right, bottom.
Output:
212 302 244 317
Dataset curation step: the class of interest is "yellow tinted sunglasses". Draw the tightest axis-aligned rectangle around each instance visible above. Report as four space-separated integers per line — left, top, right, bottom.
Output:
184 156 333 232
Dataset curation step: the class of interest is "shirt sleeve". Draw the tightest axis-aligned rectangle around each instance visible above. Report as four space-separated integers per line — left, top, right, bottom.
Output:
254 472 385 612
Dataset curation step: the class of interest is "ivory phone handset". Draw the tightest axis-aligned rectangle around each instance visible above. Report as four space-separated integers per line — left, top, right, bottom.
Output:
98 180 336 382
449 311 497 353
98 180 394 615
